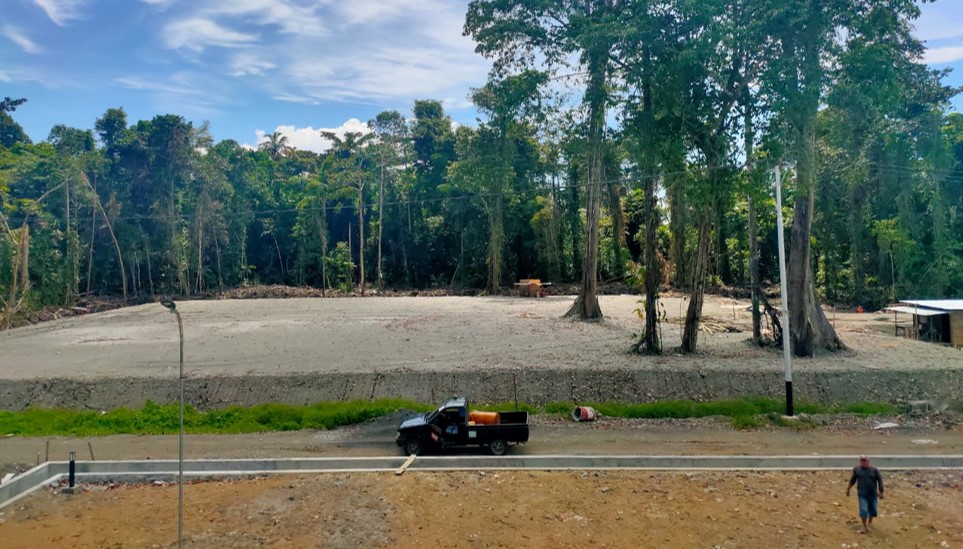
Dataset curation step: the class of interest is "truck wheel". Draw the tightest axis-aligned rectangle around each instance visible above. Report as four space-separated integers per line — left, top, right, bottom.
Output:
405 439 423 456
489 439 508 456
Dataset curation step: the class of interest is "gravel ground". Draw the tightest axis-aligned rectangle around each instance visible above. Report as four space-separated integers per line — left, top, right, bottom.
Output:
1 295 961 410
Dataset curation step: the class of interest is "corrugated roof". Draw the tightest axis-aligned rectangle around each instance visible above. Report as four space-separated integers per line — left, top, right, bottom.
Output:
886 306 947 317
899 299 963 312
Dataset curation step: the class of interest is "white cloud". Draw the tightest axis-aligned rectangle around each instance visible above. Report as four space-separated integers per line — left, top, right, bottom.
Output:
143 0 489 112
164 18 258 52
2 26 42 54
253 119 372 153
924 46 963 65
229 52 277 77
115 76 197 95
33 0 88 26
204 0 325 36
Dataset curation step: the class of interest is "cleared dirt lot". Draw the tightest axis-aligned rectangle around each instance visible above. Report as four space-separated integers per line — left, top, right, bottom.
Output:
1 294 961 409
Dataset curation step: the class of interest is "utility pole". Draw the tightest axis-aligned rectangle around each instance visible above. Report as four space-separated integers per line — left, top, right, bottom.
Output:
774 166 793 416
160 299 185 548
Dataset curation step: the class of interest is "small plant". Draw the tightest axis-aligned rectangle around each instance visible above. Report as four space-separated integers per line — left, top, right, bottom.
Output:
730 415 762 429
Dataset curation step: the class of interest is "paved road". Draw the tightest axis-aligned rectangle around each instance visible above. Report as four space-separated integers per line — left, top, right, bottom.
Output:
4 419 961 471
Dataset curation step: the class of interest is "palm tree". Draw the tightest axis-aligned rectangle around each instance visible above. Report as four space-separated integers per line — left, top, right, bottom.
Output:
258 132 292 160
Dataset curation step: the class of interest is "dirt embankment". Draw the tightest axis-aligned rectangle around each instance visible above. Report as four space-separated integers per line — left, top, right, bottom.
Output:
1 295 960 410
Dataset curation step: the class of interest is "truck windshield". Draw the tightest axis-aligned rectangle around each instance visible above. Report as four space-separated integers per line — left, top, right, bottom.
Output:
425 404 447 423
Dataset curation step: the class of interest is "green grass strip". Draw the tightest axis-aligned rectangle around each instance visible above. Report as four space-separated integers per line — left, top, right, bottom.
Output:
0 397 903 437
0 399 431 437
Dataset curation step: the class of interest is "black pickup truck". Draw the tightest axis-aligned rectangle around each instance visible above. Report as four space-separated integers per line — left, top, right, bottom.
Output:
396 397 529 456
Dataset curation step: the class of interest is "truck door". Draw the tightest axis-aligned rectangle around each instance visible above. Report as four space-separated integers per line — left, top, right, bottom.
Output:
437 407 466 443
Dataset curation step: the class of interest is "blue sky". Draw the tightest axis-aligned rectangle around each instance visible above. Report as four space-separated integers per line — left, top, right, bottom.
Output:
3 0 963 153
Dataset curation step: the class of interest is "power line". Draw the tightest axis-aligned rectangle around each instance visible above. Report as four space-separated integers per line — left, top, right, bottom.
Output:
3 158 958 227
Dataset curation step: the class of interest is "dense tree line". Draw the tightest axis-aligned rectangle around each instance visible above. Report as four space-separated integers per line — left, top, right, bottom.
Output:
2 0 961 358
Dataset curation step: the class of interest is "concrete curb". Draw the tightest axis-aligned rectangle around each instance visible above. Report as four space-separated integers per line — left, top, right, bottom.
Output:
3 454 961 510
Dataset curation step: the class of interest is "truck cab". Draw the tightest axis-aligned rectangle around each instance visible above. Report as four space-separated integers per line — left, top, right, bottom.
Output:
396 397 529 456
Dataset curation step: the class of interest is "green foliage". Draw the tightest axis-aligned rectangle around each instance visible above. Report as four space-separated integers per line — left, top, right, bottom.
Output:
0 399 430 436
325 241 355 292
0 397 906 437
730 416 763 429
844 402 897 415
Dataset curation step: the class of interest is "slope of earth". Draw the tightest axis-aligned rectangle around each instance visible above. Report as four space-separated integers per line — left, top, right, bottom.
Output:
0 295 960 409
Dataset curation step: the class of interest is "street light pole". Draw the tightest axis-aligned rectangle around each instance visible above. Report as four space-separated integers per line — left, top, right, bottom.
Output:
773 167 793 416
160 299 184 548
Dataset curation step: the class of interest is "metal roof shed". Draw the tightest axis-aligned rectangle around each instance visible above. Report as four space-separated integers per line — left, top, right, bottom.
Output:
889 300 963 348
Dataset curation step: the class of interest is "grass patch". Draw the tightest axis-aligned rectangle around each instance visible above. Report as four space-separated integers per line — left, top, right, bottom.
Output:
0 399 430 437
730 415 763 429
549 397 831 420
0 397 904 437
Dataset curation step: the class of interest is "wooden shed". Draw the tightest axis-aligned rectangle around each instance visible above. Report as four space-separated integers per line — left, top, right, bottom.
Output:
885 300 963 349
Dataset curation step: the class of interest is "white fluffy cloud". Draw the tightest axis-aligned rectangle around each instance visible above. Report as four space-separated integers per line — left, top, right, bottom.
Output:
33 0 88 26
152 0 489 109
164 18 258 52
253 119 373 154
924 46 963 65
2 26 42 54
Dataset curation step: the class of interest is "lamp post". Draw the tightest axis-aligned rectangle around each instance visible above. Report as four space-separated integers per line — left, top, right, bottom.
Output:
160 299 184 548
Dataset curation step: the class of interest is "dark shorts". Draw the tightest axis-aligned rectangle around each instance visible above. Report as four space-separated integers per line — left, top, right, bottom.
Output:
858 494 878 518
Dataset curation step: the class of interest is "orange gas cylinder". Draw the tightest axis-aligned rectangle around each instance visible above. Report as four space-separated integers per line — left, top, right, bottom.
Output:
468 410 500 425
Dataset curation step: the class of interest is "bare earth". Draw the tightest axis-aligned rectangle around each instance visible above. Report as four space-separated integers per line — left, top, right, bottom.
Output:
2 294 962 547
2 469 962 549
1 294 959 380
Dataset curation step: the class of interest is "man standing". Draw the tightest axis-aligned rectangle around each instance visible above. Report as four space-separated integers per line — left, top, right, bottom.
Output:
846 455 885 533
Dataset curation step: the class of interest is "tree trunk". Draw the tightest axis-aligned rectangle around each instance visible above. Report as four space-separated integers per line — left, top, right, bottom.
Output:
668 175 688 289
316 214 328 297
196 201 204 293
487 196 504 294
146 244 154 297
357 184 365 296
633 174 662 353
569 169 581 282
680 215 711 353
715 200 730 285
565 50 607 321
788 150 843 356
214 234 223 290
745 93 761 345
608 181 626 280
85 176 97 295
748 195 762 344
84 177 127 302
377 163 385 289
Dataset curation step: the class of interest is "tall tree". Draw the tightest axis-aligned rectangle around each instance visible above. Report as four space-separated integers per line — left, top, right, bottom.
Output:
322 131 374 295
369 111 408 289
466 0 629 320
450 71 546 293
